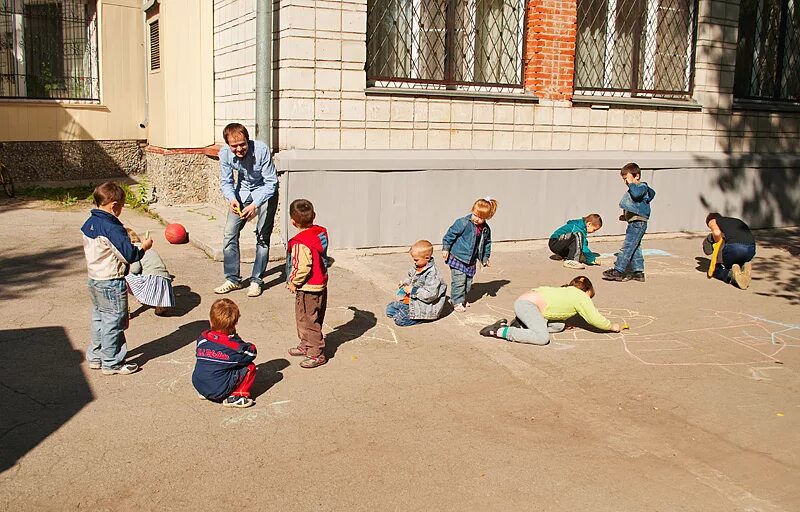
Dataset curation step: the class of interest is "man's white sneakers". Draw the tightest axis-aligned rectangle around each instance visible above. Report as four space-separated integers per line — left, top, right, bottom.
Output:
247 282 263 297
214 280 244 294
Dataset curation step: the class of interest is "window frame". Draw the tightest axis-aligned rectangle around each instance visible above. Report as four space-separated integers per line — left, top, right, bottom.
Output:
366 0 528 91
573 0 700 99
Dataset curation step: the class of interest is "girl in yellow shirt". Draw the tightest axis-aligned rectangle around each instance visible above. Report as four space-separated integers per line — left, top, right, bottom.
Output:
480 276 621 345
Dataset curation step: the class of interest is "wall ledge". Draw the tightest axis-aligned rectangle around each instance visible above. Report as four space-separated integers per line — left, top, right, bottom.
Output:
275 150 800 172
145 144 220 157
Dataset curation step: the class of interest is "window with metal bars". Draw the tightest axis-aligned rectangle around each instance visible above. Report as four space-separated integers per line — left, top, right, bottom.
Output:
366 0 526 90
574 0 698 98
149 20 160 71
734 0 800 102
0 0 99 100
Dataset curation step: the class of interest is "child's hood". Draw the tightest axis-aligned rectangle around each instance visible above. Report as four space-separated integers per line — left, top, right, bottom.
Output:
630 182 656 203
296 225 329 252
566 218 587 231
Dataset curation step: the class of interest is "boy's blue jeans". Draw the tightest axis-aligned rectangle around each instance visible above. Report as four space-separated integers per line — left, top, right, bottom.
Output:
386 301 421 327
222 193 278 285
86 278 129 369
450 269 473 306
713 243 756 282
614 221 647 273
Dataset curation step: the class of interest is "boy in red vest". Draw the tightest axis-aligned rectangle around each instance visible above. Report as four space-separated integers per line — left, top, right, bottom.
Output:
286 199 329 368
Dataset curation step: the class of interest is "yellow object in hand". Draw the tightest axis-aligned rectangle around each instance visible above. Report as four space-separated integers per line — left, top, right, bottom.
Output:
707 239 724 278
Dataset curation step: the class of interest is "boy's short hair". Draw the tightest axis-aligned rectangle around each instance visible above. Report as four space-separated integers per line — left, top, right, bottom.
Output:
222 123 249 144
705 212 720 226
584 213 603 228
125 227 141 243
620 162 641 178
410 239 434 257
210 298 240 334
93 182 125 207
289 199 315 228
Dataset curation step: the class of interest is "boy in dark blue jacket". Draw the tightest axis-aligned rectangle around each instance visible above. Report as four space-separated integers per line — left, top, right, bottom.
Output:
81 182 153 375
192 299 257 408
603 162 656 282
549 214 603 269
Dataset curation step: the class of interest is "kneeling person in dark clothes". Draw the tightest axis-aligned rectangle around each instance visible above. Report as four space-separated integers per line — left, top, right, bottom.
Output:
705 213 756 290
192 298 257 408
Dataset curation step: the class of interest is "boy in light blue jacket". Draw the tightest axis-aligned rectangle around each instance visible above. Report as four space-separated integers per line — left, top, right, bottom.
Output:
603 163 656 282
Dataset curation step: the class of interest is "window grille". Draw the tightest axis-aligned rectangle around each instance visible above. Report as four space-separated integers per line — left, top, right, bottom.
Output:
149 20 159 71
734 0 800 102
366 0 526 90
0 0 99 100
574 0 698 98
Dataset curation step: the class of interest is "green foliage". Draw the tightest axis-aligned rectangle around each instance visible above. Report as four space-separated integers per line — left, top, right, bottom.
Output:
17 180 150 211
121 180 149 212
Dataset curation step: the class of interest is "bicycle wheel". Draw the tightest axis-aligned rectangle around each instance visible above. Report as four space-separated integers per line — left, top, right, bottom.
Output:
0 163 14 197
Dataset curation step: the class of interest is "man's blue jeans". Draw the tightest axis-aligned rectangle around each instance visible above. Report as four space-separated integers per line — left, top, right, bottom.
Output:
86 278 129 369
713 243 756 282
386 301 421 327
222 193 278 285
614 220 647 273
450 269 474 306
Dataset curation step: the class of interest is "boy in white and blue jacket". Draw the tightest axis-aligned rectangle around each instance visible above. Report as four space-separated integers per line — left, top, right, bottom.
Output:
603 163 656 282
192 298 257 408
81 182 152 375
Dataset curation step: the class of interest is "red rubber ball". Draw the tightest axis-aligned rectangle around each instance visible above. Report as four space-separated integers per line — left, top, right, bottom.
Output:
164 223 188 244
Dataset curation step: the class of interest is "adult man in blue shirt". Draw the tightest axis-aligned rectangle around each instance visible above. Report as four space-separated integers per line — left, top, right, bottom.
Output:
214 123 279 297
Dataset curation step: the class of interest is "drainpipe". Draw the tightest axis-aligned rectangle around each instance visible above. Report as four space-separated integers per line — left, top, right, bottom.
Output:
255 0 271 143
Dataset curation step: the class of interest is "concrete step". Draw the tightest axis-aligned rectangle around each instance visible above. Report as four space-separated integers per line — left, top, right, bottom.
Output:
149 203 284 262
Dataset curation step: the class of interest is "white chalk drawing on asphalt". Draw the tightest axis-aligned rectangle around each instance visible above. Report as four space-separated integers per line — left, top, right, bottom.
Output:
596 248 675 259
324 304 398 344
221 400 292 428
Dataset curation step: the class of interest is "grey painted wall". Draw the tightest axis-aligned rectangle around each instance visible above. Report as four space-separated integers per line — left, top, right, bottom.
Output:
277 150 800 249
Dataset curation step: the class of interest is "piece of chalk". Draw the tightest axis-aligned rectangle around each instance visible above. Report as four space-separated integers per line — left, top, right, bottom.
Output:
145 230 150 240
622 323 630 330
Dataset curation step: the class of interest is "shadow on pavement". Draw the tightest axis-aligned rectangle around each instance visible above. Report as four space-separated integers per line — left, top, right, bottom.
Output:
0 246 84 301
251 358 290 400
468 279 511 304
325 306 377 360
0 326 93 473
127 320 207 368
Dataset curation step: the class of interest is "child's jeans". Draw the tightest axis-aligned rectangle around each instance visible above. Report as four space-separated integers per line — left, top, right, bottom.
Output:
614 220 647 273
450 269 473 306
503 300 566 345
713 243 756 282
222 193 279 285
86 278 129 369
386 301 421 327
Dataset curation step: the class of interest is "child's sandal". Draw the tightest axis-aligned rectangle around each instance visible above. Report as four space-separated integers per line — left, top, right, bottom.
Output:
288 346 307 357
300 354 327 369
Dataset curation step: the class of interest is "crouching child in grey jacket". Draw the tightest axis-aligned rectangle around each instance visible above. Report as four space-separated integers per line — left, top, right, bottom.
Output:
386 240 448 326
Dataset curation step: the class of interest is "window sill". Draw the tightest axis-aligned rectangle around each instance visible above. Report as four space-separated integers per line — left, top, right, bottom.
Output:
732 98 800 112
365 87 539 103
572 94 703 111
0 98 107 111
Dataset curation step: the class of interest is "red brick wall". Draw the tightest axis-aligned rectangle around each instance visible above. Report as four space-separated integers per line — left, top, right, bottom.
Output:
525 0 577 101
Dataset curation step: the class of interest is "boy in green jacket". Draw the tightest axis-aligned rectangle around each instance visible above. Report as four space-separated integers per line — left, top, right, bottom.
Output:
549 214 603 269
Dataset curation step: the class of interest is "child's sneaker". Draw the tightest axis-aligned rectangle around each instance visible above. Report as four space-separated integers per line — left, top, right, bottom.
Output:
223 395 254 408
630 272 645 282
742 262 753 288
563 260 585 269
154 307 171 316
479 319 508 338
88 360 102 370
300 354 327 369
214 280 243 294
288 345 307 357
602 269 630 282
101 363 139 375
453 303 467 312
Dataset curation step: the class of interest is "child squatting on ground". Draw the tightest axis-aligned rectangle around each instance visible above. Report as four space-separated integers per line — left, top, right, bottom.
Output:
479 276 621 345
603 162 656 283
442 197 497 312
286 199 330 369
125 228 175 317
192 298 258 408
81 182 153 375
549 214 603 269
704 213 757 290
385 240 448 326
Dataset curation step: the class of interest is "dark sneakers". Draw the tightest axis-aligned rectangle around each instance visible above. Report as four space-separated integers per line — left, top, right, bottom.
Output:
479 319 508 338
602 269 630 281
223 395 254 408
630 272 646 282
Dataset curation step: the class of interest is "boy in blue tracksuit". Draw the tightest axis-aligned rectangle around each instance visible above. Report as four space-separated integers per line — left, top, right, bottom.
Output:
81 182 152 375
192 298 258 408
549 214 603 269
603 162 656 282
